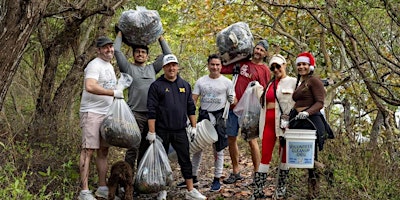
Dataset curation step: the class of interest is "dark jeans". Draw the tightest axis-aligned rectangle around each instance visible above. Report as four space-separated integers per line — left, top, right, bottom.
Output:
124 111 149 173
157 129 192 179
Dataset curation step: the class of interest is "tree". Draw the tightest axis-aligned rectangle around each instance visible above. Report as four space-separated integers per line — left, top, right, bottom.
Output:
0 1 51 109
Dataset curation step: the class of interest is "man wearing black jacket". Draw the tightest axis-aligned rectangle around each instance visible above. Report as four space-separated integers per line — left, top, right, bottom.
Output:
146 54 206 200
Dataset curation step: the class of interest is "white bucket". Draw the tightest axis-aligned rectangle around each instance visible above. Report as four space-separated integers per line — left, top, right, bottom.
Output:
284 129 317 168
189 119 218 154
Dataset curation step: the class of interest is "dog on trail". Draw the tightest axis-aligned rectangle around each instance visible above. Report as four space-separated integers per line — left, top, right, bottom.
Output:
107 161 133 200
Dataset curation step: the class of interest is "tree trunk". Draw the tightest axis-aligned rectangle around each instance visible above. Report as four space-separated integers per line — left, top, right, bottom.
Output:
0 0 51 109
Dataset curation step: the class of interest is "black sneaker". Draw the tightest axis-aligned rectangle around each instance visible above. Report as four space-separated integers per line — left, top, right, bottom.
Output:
177 177 199 188
223 173 244 184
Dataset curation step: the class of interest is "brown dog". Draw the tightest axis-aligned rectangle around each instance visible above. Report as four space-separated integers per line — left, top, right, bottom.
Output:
108 161 133 200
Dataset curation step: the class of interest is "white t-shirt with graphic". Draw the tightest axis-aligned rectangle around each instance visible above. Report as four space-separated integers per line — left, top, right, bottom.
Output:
193 75 233 112
79 57 117 115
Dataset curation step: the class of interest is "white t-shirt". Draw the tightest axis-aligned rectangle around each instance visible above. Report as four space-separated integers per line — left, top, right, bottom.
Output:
193 75 234 112
79 57 117 115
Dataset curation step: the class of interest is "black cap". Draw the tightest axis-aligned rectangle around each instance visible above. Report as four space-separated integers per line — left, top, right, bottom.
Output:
96 36 113 47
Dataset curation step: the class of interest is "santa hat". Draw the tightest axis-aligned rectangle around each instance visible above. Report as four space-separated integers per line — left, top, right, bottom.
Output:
296 52 315 71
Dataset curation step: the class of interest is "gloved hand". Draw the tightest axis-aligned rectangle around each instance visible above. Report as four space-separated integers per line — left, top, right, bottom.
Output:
233 63 240 75
146 132 156 143
113 90 124 99
227 94 235 104
296 111 309 119
188 126 196 142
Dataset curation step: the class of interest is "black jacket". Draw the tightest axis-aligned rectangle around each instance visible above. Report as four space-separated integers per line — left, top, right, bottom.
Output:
147 75 196 131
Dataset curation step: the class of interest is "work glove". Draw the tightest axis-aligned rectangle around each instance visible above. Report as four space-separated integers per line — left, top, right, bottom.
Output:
146 132 156 143
227 94 235 104
113 90 124 99
188 126 197 142
296 111 309 119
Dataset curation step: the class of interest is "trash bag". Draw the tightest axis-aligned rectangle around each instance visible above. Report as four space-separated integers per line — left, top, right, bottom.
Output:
135 138 173 194
233 81 263 137
216 22 254 64
100 73 141 148
117 6 163 46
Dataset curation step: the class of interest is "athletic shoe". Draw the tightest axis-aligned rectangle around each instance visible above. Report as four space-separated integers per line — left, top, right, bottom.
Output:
78 191 97 200
177 177 199 188
210 178 221 192
223 173 244 184
185 188 206 200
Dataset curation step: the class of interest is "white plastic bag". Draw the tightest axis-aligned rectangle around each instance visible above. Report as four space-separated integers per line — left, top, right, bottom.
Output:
233 81 262 136
100 73 141 148
118 6 163 46
135 138 173 194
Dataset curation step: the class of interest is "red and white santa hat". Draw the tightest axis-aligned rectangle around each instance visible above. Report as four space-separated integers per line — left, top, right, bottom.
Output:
296 52 315 71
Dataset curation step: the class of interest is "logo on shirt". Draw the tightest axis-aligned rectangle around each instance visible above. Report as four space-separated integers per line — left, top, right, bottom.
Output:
240 64 252 78
165 88 170 92
179 88 185 93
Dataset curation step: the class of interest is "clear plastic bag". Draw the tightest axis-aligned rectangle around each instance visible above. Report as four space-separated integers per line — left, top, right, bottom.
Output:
100 73 141 148
233 81 263 136
135 138 173 194
118 6 163 46
216 22 254 61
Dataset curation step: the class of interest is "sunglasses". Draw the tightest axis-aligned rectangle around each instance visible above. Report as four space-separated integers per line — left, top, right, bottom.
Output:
270 64 282 71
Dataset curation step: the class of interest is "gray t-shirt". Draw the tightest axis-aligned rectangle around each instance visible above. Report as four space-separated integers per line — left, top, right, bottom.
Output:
114 36 171 112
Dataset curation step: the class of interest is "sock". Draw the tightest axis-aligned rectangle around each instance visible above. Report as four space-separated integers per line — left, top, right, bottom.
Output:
80 190 90 194
98 186 108 191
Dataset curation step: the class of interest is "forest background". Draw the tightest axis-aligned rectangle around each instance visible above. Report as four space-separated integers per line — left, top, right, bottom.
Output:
1 0 400 199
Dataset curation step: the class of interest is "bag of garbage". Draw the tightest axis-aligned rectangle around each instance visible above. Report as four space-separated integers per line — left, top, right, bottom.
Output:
233 81 263 140
100 73 141 148
216 22 254 64
117 6 163 46
135 138 173 194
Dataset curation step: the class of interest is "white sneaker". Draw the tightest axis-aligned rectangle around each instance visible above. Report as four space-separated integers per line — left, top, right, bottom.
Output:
95 188 108 199
157 190 167 200
185 188 206 200
78 191 97 200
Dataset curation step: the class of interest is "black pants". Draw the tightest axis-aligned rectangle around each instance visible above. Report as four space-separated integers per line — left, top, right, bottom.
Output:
124 111 149 172
157 129 192 179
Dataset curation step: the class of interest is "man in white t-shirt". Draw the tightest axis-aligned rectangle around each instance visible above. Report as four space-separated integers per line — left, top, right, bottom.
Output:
176 54 235 192
78 36 124 200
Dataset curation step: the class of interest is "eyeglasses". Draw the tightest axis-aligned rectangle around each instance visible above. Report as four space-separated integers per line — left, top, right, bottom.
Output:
270 64 282 71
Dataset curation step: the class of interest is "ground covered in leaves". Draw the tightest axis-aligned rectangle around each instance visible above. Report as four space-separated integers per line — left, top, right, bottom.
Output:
104 138 329 200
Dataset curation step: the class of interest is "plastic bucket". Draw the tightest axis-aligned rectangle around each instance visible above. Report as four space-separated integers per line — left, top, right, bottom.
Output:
189 119 218 154
284 129 316 168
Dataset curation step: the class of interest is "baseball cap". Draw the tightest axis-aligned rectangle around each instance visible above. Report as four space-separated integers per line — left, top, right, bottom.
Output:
163 54 179 66
96 36 113 47
269 54 286 66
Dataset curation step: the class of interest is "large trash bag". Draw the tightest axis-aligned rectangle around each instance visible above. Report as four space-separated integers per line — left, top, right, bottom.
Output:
134 138 173 194
216 22 254 64
117 6 163 46
100 73 141 148
233 81 263 139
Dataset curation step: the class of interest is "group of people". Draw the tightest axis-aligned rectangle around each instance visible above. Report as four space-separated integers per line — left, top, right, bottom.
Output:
77 30 332 200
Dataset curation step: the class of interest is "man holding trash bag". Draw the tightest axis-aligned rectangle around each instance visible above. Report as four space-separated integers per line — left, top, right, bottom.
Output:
114 30 171 174
220 40 271 184
146 54 207 200
78 36 123 200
